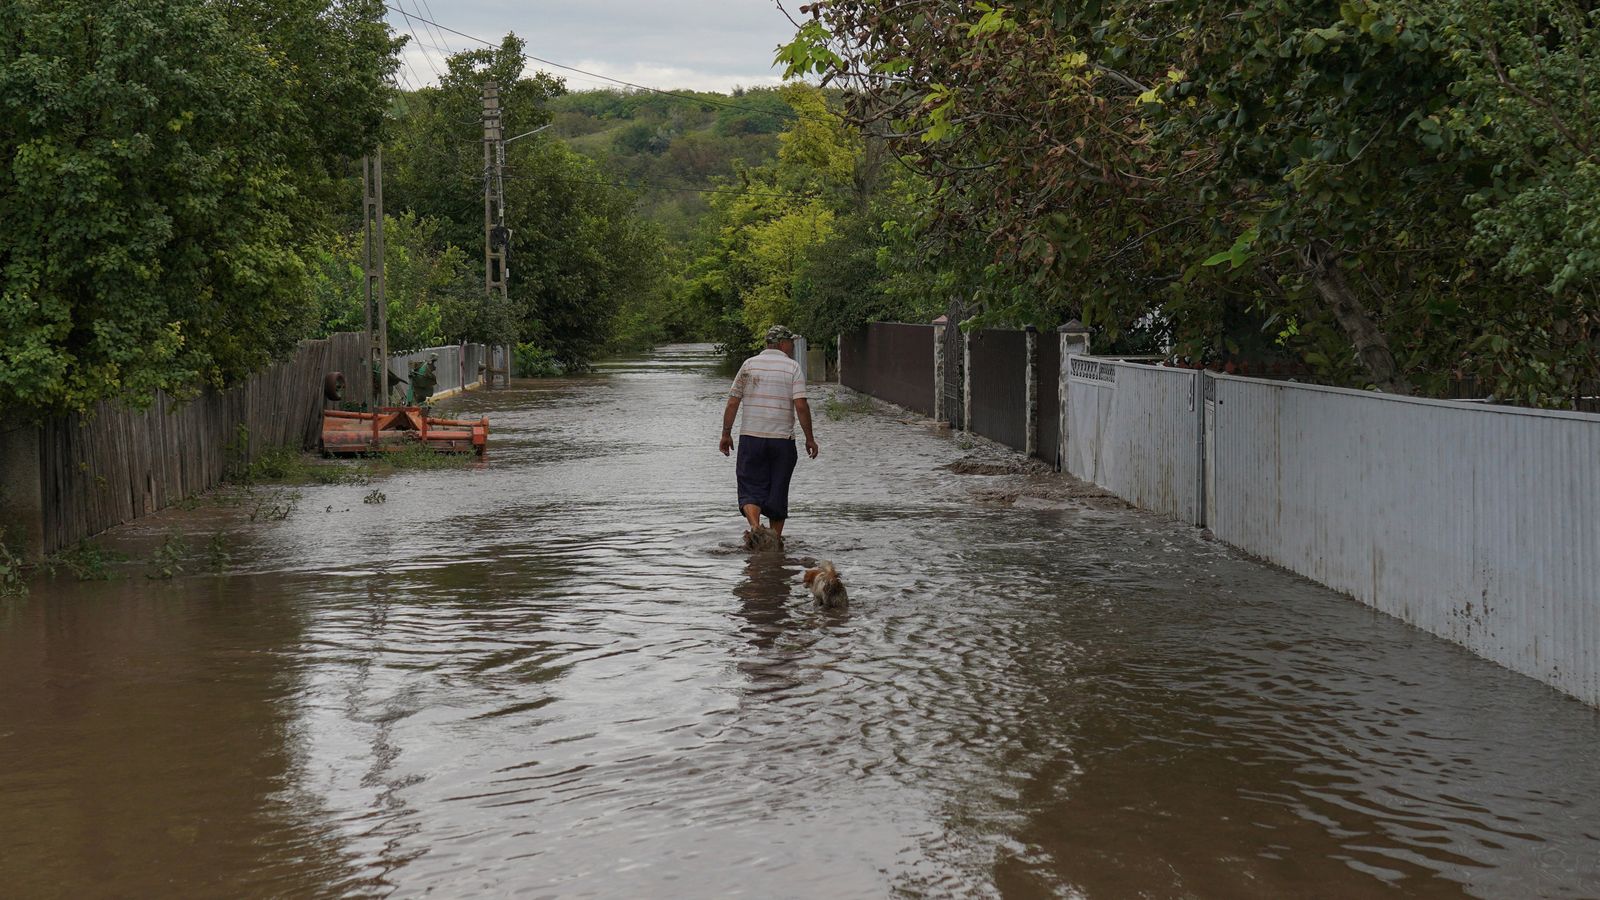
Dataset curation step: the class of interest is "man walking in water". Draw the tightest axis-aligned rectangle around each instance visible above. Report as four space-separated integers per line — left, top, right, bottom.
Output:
719 325 819 543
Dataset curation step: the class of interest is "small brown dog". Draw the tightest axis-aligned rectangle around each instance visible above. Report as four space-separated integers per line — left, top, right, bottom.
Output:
743 524 784 552
802 561 848 609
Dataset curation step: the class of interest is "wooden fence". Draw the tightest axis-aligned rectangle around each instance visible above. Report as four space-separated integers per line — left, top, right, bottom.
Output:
19 332 367 555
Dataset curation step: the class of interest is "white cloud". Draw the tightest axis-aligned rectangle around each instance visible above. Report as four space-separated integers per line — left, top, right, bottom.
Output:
556 60 785 95
385 0 802 93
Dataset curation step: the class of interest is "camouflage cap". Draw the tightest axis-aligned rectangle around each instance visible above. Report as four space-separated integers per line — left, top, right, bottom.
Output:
764 324 797 344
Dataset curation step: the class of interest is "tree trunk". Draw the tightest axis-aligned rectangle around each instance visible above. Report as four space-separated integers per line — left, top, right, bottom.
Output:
1301 241 1413 394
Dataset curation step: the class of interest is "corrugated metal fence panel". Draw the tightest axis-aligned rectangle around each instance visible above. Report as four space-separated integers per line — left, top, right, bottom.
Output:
1035 335 1060 468
840 323 935 416
968 329 1029 451
1210 374 1600 705
1065 357 1202 524
388 344 488 398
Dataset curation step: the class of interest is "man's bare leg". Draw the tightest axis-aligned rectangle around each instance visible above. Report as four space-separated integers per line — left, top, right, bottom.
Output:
742 504 762 531
770 519 785 537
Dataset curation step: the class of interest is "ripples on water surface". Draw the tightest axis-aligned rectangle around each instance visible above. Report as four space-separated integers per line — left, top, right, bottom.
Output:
2 344 1598 898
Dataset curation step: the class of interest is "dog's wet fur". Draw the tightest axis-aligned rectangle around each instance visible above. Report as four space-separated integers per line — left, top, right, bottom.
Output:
803 561 848 609
743 524 784 552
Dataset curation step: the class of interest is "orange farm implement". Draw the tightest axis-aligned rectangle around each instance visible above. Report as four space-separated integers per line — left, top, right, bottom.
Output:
321 408 489 456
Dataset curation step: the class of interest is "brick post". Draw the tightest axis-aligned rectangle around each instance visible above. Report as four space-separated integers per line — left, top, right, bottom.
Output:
932 315 948 423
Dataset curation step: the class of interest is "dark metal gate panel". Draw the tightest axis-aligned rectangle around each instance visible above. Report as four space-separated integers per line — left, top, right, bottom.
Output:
967 329 1029 451
1035 334 1060 468
840 328 869 394
841 323 935 416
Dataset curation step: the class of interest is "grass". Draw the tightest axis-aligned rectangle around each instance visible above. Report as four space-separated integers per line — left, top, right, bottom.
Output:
369 443 476 471
230 441 469 486
822 393 876 420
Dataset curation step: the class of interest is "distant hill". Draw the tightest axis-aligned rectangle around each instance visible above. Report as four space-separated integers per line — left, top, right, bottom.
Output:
546 87 794 239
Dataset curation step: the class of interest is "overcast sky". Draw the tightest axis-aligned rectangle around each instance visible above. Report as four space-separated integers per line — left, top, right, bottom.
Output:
386 1 801 94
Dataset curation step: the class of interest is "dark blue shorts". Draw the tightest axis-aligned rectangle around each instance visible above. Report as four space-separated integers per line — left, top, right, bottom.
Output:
736 436 799 521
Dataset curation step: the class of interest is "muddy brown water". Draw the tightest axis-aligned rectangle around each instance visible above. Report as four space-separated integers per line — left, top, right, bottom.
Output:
3 344 1598 898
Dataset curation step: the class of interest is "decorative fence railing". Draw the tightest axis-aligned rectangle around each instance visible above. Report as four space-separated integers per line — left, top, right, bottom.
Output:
834 319 1600 706
1065 357 1204 526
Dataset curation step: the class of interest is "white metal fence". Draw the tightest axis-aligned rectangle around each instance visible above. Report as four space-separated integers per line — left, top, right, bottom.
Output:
1206 374 1600 706
387 343 488 400
1061 351 1600 705
1065 355 1204 525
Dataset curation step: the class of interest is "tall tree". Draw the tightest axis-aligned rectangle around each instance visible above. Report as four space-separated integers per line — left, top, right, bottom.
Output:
0 0 399 414
780 0 1600 402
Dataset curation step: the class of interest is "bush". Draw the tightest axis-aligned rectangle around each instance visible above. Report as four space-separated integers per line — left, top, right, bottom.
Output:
515 343 565 377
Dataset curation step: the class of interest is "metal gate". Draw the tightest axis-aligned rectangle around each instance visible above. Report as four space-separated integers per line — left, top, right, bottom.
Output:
942 303 965 428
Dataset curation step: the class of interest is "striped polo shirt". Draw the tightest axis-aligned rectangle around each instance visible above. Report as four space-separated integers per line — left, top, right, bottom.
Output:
730 349 806 438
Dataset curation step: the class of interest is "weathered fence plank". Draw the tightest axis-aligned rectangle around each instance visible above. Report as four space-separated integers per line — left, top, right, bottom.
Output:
19 333 374 554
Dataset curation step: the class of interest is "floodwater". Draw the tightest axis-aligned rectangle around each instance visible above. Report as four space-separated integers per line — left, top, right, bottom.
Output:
3 344 1598 899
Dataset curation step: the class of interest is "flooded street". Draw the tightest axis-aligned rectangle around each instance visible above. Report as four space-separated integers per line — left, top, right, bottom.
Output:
3 344 1598 898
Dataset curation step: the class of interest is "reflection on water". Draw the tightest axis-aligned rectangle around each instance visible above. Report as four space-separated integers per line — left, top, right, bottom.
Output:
3 344 1599 898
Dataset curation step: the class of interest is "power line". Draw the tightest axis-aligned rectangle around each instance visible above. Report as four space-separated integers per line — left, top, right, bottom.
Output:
379 3 828 124
392 0 443 84
414 0 461 72
502 173 817 200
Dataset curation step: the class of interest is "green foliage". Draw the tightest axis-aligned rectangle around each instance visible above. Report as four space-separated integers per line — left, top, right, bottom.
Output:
0 538 26 598
147 533 189 580
45 541 125 581
514 343 565 377
667 84 923 354
780 0 1600 404
376 444 472 471
363 41 671 371
241 446 306 483
0 0 399 415
307 212 512 350
204 532 231 574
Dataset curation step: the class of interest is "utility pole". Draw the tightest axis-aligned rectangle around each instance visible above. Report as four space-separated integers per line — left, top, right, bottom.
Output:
482 81 509 387
362 148 389 406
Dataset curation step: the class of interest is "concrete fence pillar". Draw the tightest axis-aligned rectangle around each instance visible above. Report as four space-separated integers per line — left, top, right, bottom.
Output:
1024 326 1039 457
961 329 973 432
1058 320 1091 472
932 316 948 423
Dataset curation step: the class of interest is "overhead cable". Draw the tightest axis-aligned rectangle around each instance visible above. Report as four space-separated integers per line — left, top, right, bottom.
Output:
501 173 818 200
379 3 829 124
